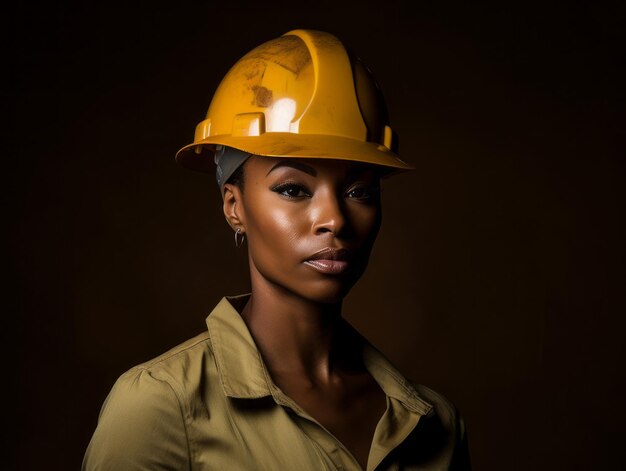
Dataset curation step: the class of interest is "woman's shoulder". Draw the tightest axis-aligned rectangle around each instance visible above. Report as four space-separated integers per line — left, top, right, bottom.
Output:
126 330 213 376
106 329 220 409
82 333 210 470
411 382 460 425
101 330 216 409
408 381 471 468
83 331 217 469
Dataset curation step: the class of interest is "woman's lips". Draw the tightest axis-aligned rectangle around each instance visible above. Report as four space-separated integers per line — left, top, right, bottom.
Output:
304 259 350 275
304 247 352 275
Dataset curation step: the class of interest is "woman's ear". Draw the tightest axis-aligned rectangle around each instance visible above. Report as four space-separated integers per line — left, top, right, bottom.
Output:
222 183 245 232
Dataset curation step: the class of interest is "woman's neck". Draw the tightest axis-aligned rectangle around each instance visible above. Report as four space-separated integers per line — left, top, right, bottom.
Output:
239 280 354 386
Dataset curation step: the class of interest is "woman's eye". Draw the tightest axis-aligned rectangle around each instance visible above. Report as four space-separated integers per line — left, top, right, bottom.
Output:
346 185 379 201
271 183 310 199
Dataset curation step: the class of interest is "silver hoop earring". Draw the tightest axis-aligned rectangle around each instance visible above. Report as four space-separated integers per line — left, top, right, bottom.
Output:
234 228 245 248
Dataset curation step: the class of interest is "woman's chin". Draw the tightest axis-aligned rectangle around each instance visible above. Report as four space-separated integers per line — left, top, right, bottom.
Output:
297 279 359 305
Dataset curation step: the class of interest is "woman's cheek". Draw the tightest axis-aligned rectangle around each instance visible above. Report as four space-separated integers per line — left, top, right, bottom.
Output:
342 204 376 240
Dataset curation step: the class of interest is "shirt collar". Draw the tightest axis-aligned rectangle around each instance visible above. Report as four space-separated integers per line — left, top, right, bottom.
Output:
206 294 432 415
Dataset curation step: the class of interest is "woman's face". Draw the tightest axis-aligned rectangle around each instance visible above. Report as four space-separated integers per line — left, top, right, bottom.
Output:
225 156 383 304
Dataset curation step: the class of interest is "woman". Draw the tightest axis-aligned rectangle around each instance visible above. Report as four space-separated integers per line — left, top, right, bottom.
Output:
83 29 470 470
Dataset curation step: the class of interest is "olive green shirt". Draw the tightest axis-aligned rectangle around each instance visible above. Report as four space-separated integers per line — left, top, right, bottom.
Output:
83 294 470 470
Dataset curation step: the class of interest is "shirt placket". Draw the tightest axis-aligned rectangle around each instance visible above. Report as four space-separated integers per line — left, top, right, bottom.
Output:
268 383 364 471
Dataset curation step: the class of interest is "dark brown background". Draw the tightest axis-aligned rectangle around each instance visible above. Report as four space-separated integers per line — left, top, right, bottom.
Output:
8 1 625 469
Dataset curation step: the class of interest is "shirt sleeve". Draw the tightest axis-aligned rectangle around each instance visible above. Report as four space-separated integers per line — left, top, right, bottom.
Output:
82 367 191 471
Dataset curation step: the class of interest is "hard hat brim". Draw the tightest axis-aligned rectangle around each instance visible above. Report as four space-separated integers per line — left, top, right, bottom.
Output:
175 133 415 176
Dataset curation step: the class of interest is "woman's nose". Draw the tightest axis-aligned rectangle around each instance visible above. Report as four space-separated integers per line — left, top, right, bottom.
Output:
311 190 349 237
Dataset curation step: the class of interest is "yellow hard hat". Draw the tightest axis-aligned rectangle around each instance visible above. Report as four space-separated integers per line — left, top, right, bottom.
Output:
175 29 414 181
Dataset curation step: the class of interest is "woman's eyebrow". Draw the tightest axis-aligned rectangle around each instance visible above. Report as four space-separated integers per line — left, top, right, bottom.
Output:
266 160 317 177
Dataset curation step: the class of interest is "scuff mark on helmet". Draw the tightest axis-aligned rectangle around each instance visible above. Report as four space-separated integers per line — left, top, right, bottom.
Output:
251 85 273 107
